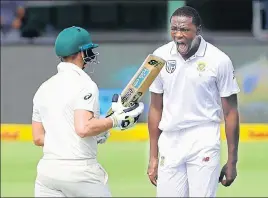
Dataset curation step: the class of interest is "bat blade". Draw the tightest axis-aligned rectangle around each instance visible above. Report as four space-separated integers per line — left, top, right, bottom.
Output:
106 54 166 116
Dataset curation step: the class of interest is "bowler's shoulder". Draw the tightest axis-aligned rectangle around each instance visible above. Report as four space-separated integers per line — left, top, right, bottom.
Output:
152 41 174 57
206 42 232 63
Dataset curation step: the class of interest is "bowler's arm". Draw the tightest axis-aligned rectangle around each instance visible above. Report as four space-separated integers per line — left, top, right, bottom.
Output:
32 121 45 146
148 92 163 161
221 94 240 164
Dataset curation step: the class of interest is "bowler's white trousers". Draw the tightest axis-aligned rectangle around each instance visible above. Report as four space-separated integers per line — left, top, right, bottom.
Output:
157 122 221 197
34 158 111 197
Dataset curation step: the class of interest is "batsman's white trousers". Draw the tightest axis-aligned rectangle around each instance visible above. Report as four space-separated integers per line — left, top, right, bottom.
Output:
34 158 111 197
157 122 221 197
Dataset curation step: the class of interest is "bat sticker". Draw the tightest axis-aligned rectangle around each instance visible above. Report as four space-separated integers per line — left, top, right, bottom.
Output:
121 88 135 104
132 92 142 103
148 59 160 67
132 68 150 89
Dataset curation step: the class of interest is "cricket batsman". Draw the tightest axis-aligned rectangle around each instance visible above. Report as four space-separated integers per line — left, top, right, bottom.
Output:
31 26 144 197
147 6 240 197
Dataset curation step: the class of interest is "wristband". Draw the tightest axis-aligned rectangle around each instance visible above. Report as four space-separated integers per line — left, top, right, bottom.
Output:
110 115 119 128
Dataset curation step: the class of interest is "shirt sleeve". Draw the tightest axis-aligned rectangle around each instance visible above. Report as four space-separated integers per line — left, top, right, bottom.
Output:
149 49 164 94
216 57 240 97
73 85 98 112
149 74 164 94
32 92 42 122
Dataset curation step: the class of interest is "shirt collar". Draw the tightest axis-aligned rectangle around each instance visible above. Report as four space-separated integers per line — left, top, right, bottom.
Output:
57 62 91 79
170 36 207 57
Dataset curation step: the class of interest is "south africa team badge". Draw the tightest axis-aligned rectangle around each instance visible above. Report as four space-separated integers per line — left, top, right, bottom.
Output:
166 60 176 74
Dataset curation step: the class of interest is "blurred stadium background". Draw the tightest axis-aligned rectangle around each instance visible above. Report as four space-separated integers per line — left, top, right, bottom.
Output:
1 0 268 197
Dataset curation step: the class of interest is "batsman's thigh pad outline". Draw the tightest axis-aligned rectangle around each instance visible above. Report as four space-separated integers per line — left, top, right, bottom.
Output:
35 175 65 197
36 167 111 197
83 163 109 185
37 159 108 184
59 182 112 197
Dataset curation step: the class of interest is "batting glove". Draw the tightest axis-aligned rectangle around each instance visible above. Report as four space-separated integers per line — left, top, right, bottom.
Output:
96 131 110 144
109 94 144 130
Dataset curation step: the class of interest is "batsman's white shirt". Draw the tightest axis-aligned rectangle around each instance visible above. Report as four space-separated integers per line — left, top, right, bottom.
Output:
149 36 240 131
32 62 111 197
32 62 100 160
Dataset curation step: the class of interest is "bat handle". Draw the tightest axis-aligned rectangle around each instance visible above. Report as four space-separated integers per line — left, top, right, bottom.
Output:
105 110 114 117
123 103 139 113
112 94 119 102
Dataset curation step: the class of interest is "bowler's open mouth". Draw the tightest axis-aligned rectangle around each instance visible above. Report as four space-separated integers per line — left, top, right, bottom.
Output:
176 42 188 54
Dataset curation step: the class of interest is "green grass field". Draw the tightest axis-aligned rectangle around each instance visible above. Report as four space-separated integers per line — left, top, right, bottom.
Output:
1 141 268 197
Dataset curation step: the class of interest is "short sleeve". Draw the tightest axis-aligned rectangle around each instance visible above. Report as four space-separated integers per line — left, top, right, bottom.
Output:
149 49 164 94
149 74 163 94
216 57 240 97
73 86 98 112
32 93 42 122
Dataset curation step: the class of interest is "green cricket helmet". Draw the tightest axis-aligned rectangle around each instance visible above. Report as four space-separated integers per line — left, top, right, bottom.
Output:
54 26 99 64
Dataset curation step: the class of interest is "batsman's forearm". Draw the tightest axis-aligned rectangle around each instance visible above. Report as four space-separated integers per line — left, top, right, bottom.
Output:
225 109 240 164
80 118 113 137
148 109 162 160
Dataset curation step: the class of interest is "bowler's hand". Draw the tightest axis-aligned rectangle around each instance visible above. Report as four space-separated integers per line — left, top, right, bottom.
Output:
219 163 237 187
147 158 158 186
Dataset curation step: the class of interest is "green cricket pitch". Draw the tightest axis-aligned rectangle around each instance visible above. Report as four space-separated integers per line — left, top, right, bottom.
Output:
1 141 268 197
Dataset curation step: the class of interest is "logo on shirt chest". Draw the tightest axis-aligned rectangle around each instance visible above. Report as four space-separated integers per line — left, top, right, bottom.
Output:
84 93 92 100
166 60 176 74
197 61 207 72
196 61 208 77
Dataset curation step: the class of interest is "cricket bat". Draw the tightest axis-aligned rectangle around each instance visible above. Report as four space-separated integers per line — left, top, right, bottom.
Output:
106 54 166 117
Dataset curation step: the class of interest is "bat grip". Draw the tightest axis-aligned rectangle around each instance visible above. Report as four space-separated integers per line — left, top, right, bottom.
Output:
123 103 139 113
